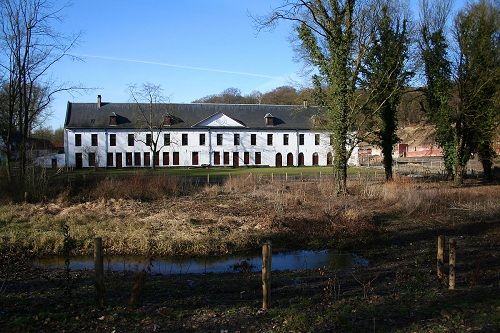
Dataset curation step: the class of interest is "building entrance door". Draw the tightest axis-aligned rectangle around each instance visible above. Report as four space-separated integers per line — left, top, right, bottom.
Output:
233 152 239 167
116 153 122 168
75 153 82 169
275 153 282 167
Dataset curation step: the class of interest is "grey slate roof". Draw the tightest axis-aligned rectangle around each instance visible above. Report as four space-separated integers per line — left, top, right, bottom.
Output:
64 102 324 130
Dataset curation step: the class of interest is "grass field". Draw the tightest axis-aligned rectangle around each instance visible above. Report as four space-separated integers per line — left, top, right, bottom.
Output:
51 165 376 178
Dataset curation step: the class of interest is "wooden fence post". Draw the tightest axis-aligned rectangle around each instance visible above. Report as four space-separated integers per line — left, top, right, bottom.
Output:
449 238 456 290
437 235 445 280
285 172 288 182
262 242 272 310
207 173 210 185
94 237 105 306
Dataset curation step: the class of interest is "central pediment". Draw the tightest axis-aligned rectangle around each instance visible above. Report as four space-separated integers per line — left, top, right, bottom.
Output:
192 112 246 127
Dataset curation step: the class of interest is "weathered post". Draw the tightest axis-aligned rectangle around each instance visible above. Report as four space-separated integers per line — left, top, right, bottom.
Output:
437 235 445 280
207 173 210 185
449 238 456 290
271 173 274 182
262 242 272 310
285 172 288 182
94 237 105 306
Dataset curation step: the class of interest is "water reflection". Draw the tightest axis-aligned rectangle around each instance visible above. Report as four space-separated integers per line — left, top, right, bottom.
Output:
34 250 368 275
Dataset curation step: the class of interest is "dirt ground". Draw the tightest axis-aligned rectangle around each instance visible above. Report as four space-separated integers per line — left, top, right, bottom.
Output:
1 177 499 332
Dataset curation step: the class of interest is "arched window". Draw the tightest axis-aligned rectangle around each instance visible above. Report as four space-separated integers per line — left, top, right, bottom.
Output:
298 153 304 166
287 153 293 166
275 153 282 167
327 152 333 165
312 152 319 166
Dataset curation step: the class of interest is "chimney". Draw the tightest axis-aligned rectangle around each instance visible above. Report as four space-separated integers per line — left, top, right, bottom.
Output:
97 95 102 109
303 100 308 108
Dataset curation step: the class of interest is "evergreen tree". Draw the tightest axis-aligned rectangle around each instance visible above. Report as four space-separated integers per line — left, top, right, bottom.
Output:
362 5 412 181
419 0 456 179
454 0 499 184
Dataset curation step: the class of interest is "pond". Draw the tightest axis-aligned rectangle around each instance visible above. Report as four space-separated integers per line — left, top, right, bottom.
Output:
34 249 368 275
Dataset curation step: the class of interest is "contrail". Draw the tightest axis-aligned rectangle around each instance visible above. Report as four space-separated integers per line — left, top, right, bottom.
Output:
71 53 280 79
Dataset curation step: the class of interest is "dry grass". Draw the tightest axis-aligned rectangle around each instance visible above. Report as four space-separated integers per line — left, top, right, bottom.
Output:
90 174 192 201
0 174 498 256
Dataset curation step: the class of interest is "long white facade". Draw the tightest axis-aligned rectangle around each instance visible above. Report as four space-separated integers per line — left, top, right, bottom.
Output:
64 101 359 168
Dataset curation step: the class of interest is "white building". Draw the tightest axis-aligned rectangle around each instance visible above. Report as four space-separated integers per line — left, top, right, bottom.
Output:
64 96 358 168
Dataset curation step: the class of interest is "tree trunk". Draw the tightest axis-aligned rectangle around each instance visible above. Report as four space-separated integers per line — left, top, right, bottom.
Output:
333 133 348 195
5 155 12 183
455 163 466 186
381 129 394 181
383 154 393 181
481 157 492 182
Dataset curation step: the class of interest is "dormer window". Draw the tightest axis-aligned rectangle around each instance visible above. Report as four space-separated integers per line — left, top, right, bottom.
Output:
163 114 174 126
264 113 274 126
310 115 325 128
109 112 117 126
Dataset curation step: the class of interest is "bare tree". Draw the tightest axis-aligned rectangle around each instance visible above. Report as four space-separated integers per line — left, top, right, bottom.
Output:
255 0 411 193
0 0 81 182
128 83 169 170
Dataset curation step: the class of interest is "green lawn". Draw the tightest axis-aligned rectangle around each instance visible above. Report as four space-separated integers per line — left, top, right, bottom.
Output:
53 165 379 179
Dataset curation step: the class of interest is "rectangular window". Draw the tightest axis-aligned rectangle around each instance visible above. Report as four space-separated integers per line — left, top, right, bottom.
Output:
163 152 169 166
134 152 141 166
199 133 206 146
214 152 220 165
75 134 81 146
110 134 116 146
192 152 199 165
234 134 240 145
126 152 133 166
91 134 98 146
144 152 150 166
223 152 229 165
315 134 320 145
244 152 249 165
182 134 188 146
283 134 289 145
107 153 113 167
255 152 261 165
164 133 170 146
251 134 256 145
299 134 304 145
128 134 134 146
173 152 179 165
146 133 152 146
88 152 96 167
217 134 223 145
267 134 273 146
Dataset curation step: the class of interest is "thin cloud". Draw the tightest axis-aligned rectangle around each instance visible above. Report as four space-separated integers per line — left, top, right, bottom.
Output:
71 53 280 79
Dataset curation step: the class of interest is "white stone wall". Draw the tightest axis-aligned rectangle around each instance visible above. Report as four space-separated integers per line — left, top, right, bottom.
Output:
65 128 358 168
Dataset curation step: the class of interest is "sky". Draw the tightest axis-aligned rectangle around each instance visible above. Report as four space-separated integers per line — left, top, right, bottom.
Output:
46 0 467 129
